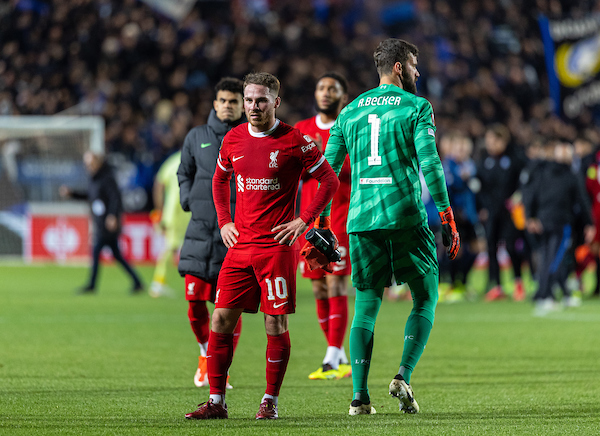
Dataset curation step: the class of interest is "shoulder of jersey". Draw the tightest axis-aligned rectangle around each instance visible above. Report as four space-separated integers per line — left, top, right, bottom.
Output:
273 120 295 137
294 117 315 130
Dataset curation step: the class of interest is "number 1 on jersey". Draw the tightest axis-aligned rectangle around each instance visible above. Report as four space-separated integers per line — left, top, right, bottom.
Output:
368 114 381 166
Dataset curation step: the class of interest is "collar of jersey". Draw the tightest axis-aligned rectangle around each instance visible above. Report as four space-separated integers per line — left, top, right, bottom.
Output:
316 114 335 130
248 119 280 138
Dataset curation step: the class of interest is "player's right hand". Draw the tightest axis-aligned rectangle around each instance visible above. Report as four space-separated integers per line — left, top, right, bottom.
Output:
300 216 339 272
220 222 239 248
439 206 460 260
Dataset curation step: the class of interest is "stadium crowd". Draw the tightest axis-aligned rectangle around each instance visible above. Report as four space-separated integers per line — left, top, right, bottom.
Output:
3 0 600 303
3 0 600 162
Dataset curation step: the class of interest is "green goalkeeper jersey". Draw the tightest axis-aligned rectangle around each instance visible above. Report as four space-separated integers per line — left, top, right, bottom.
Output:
324 83 450 233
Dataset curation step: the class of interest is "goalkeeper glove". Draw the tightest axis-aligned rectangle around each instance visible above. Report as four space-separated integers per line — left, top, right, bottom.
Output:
439 206 460 260
300 217 340 273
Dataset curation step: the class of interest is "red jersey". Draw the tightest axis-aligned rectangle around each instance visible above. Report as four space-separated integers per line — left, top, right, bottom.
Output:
295 115 351 236
214 120 327 252
586 152 600 242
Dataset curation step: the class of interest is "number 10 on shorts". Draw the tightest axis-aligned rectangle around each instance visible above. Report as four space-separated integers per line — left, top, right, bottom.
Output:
265 277 288 300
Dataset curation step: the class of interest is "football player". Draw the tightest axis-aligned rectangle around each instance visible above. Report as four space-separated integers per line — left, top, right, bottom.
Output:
185 72 339 420
321 39 459 415
295 72 352 380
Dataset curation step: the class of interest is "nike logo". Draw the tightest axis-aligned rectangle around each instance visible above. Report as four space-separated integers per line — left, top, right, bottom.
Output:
267 358 283 363
201 143 212 148
232 155 244 162
273 301 288 309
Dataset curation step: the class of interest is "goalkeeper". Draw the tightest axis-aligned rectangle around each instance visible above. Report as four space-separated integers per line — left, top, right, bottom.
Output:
307 38 459 416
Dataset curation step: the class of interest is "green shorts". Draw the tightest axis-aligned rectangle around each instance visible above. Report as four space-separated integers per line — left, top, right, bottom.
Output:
349 225 438 289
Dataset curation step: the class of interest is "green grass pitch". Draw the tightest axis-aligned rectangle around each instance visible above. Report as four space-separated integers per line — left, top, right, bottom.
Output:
1 263 600 435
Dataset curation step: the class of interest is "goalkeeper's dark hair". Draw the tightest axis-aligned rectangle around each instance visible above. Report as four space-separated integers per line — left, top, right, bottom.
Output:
317 72 348 94
243 72 280 97
373 38 419 77
215 77 244 97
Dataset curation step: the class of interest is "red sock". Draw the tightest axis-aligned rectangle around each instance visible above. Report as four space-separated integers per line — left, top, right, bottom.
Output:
315 298 330 342
232 316 243 353
265 331 291 397
188 301 210 344
328 295 348 349
207 331 234 395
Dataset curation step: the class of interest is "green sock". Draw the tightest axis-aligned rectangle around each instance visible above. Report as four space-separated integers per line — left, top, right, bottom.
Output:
350 287 383 403
399 271 439 384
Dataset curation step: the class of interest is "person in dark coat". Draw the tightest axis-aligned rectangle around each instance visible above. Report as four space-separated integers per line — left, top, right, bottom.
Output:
475 124 527 300
61 151 143 294
177 77 246 388
524 139 595 314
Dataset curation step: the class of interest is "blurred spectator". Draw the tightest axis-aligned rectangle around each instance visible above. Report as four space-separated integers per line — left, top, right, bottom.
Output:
439 131 480 300
584 142 600 297
475 124 527 301
60 151 143 294
524 140 594 314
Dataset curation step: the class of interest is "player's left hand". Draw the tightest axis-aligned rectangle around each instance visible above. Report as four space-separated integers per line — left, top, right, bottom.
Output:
439 206 460 260
272 217 308 246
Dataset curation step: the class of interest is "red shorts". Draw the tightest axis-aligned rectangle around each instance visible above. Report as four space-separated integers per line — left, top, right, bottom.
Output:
216 248 298 315
185 275 217 302
299 230 351 279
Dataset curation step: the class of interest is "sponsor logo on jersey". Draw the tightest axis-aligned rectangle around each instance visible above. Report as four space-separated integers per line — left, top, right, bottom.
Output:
269 150 279 168
357 95 402 107
232 155 244 162
237 175 281 191
359 177 393 184
301 136 317 153
201 143 212 148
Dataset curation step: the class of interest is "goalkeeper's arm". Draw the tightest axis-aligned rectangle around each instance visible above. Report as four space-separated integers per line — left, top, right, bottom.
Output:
417 134 460 260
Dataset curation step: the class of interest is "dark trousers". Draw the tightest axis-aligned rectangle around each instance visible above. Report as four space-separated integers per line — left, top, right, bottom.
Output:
533 225 572 301
484 209 526 286
87 232 142 289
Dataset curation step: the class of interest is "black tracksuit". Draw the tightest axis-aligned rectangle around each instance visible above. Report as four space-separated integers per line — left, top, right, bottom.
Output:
476 147 527 288
73 162 142 290
523 161 592 301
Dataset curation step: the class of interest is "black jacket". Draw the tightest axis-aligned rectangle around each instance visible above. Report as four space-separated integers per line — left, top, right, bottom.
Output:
476 146 527 216
523 161 592 232
177 109 245 280
72 162 123 237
